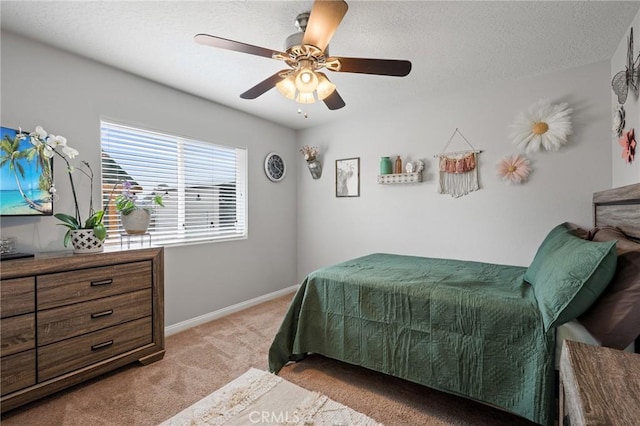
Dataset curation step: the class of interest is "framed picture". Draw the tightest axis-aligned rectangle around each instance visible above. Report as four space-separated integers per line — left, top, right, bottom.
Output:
1 127 54 216
335 157 360 197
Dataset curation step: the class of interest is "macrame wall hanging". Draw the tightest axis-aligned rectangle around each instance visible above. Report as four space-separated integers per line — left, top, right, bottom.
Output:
435 128 482 198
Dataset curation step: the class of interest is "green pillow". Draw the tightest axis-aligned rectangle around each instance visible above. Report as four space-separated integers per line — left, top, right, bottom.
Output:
524 223 617 331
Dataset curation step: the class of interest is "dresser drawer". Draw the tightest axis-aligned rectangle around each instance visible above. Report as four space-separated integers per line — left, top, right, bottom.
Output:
38 316 152 381
1 350 36 396
37 261 152 310
1 277 35 318
38 289 152 346
1 314 35 357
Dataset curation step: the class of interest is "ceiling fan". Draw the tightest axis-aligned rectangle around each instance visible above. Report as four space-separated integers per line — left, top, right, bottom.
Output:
194 0 412 110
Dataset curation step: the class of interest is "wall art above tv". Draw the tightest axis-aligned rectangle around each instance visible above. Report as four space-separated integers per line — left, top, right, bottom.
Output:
1 126 54 216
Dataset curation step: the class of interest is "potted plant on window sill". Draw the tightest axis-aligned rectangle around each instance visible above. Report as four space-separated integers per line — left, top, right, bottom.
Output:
115 181 165 235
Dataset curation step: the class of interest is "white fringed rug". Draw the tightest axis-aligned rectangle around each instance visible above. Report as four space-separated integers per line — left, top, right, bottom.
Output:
159 368 382 425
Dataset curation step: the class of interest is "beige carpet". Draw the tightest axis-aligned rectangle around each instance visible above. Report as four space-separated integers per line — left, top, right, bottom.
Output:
1 293 534 425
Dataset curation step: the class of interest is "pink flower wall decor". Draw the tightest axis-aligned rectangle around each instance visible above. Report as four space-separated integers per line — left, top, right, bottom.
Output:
497 154 531 184
619 128 636 164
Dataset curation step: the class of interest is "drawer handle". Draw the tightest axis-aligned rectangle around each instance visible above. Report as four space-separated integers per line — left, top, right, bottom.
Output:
91 309 114 319
90 279 113 287
91 340 114 351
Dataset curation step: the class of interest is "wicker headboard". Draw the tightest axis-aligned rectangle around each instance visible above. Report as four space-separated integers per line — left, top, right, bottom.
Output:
593 183 640 241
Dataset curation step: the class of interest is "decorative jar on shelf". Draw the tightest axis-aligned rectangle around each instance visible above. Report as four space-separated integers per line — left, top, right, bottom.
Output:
380 157 392 175
394 156 403 174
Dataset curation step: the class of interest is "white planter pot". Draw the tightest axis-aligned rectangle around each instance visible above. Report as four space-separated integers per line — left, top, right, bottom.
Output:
70 229 104 254
121 209 151 235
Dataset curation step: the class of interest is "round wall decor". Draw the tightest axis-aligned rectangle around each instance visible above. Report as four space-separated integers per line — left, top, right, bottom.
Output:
264 152 286 182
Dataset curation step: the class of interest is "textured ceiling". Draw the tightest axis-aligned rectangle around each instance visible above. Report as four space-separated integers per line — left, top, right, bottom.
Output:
1 1 639 130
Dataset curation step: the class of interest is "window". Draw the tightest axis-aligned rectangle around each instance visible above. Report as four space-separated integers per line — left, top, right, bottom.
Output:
100 121 247 246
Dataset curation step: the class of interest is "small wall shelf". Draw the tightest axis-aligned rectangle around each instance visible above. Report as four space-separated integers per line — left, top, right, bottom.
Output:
377 172 422 184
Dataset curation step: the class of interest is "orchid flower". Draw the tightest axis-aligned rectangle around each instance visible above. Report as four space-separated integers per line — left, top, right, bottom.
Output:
42 144 55 158
34 125 47 140
29 134 43 147
53 135 67 146
21 125 106 245
62 145 79 159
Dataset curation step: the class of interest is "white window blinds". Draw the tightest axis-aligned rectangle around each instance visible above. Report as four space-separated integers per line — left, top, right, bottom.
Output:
100 121 247 246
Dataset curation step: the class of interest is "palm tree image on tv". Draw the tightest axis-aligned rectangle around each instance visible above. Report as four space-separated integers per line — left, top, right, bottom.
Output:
0 127 53 215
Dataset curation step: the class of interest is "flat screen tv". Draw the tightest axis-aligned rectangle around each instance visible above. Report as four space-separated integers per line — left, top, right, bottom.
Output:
1 126 53 216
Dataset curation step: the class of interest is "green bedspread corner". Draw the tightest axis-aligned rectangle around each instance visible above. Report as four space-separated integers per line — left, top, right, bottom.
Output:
268 276 310 373
268 253 556 425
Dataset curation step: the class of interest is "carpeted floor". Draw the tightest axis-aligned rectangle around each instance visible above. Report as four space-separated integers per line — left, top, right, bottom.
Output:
1 292 535 425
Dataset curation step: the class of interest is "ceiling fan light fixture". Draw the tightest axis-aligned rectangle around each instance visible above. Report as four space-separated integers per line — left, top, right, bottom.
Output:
294 67 319 93
295 91 317 104
315 72 336 100
275 75 297 100
278 70 333 104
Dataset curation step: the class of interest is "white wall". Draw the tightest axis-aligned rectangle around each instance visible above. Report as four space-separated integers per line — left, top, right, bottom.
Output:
0 31 298 326
611 8 640 187
296 61 612 281
0 29 621 326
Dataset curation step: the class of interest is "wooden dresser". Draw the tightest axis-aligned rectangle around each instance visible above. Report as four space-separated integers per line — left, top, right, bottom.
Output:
559 340 640 425
0 247 164 413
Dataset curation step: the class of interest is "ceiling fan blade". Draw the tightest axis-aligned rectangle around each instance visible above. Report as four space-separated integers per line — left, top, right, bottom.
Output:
323 89 346 110
195 34 286 59
240 71 287 99
330 57 412 77
302 0 348 52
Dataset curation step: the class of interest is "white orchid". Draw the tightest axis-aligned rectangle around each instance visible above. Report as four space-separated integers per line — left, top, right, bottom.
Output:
45 135 58 147
48 134 67 147
29 134 42 147
54 135 67 146
29 127 77 159
21 125 106 245
34 125 47 140
62 145 79 158
42 144 55 158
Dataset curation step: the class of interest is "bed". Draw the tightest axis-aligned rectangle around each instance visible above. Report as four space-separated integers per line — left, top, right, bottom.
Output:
269 183 640 426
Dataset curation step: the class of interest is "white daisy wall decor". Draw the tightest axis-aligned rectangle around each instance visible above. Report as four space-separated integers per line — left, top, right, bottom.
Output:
497 154 532 184
510 99 573 153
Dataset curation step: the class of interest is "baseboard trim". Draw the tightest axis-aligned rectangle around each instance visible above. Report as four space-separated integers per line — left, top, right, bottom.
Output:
164 285 298 336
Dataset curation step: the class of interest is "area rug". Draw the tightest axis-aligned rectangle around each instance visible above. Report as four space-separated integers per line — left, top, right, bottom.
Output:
159 368 382 425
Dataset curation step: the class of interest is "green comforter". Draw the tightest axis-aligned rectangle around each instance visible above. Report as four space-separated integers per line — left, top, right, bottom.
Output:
269 253 555 425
